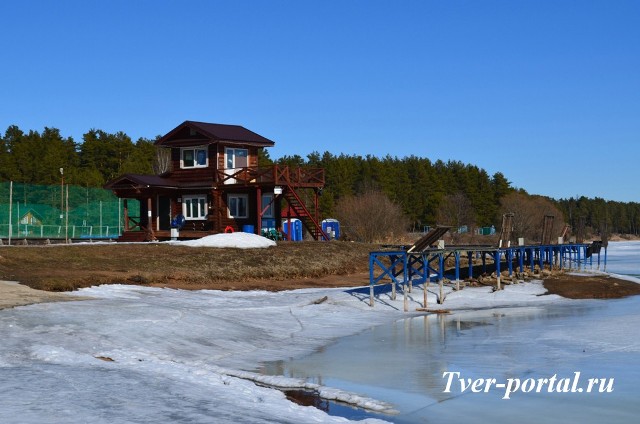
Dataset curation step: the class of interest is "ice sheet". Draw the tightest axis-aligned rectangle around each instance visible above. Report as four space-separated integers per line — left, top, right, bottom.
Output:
0 241 637 423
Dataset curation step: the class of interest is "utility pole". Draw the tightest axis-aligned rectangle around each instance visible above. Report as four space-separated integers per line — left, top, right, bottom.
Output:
65 184 69 244
60 168 64 224
60 168 69 243
8 181 13 245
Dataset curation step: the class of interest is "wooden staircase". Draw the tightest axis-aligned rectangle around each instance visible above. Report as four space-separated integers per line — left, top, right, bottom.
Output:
282 186 328 241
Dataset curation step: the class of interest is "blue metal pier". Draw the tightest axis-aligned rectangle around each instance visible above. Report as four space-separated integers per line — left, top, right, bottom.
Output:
368 241 606 309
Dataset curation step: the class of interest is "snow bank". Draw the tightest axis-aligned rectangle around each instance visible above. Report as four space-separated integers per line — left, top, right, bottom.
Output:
172 232 276 249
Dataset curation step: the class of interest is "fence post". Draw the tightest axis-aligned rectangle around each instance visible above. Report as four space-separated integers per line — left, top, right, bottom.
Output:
8 181 12 245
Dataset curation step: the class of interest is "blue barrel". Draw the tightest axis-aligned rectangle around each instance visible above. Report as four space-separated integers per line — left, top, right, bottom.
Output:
282 218 303 241
321 219 340 240
242 224 255 234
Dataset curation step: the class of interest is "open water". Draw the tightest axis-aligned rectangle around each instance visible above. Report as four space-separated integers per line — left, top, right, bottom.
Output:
267 241 640 423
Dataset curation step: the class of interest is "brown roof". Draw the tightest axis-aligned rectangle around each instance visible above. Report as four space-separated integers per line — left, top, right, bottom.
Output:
104 174 216 191
156 120 275 147
104 174 181 190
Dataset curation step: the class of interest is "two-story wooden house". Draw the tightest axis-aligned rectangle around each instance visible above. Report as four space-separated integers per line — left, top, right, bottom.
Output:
105 120 327 241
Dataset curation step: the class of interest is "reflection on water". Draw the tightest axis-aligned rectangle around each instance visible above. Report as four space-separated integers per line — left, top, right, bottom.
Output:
262 243 640 422
261 298 640 423
282 388 391 422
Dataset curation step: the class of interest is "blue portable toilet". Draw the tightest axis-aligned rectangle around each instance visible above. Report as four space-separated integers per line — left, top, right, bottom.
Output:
282 218 303 241
321 218 340 240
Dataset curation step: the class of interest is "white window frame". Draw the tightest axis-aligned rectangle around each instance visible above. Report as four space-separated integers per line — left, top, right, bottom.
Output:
182 195 208 220
180 146 208 169
228 194 249 219
225 148 249 169
261 193 274 218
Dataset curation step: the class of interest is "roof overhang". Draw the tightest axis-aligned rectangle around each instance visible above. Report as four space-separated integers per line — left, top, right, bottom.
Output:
104 174 218 197
105 174 180 190
155 121 275 148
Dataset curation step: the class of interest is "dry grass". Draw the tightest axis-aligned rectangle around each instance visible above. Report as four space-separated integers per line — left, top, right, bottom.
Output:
0 241 377 292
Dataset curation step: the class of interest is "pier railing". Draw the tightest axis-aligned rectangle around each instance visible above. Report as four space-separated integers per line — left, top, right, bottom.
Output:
368 242 605 311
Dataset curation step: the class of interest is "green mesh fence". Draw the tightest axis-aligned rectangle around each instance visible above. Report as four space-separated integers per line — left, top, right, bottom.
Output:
0 181 139 240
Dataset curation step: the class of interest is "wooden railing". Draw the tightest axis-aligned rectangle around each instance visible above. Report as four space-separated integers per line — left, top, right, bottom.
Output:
215 165 324 187
127 216 142 232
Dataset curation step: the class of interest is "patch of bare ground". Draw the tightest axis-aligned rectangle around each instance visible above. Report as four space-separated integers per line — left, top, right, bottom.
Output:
0 242 376 292
2 242 639 301
543 274 640 299
0 280 85 309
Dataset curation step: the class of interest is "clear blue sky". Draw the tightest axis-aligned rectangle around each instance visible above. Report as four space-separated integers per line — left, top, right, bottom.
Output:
1 1 638 202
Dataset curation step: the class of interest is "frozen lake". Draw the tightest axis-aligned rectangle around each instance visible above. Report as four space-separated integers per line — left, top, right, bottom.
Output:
263 241 640 423
0 240 637 423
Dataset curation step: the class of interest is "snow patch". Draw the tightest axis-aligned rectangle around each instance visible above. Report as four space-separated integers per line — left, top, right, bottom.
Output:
171 232 276 249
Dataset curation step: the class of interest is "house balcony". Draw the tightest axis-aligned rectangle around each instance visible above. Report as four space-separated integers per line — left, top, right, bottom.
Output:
214 165 324 189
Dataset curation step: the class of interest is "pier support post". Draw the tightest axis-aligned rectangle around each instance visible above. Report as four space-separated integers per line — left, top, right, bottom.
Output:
496 251 502 290
369 285 374 307
529 247 535 272
455 251 460 291
568 247 573 270
518 248 524 280
369 253 374 307
404 283 408 312
577 246 582 271
423 270 430 308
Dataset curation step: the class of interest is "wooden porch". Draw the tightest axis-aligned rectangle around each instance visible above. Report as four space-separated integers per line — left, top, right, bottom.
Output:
109 165 329 242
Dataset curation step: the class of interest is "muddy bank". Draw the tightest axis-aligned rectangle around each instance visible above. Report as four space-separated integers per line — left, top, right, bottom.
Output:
0 280 83 310
543 273 640 299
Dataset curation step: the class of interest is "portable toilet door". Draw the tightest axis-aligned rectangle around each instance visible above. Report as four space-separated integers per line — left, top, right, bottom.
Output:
321 218 340 240
282 218 302 241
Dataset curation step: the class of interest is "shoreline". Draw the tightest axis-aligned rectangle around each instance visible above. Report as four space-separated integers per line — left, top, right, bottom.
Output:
2 272 639 311
0 280 83 310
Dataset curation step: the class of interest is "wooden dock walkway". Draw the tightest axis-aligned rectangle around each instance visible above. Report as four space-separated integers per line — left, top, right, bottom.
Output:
369 236 606 310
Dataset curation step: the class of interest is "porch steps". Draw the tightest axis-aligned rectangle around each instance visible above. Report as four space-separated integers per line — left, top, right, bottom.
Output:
117 231 149 243
283 186 329 241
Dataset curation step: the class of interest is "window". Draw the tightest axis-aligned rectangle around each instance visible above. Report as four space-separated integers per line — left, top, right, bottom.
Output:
181 146 208 168
228 194 248 218
183 196 207 220
225 148 248 169
261 193 274 218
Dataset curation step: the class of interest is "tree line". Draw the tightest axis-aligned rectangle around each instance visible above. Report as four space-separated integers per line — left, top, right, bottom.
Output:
0 125 156 187
2 125 639 237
